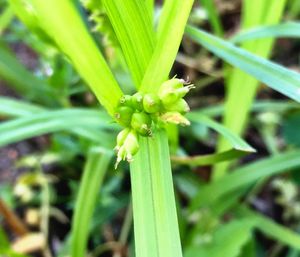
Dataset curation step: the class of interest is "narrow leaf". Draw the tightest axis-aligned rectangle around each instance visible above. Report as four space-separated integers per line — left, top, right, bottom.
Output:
171 149 247 167
0 42 56 105
186 26 300 103
187 112 255 152
102 0 155 87
190 150 300 210
0 97 44 117
231 22 300 43
185 219 254 257
0 109 116 148
27 0 122 115
130 129 182 257
71 147 112 257
237 206 300 250
196 100 300 118
199 0 224 36
213 0 287 179
139 0 194 93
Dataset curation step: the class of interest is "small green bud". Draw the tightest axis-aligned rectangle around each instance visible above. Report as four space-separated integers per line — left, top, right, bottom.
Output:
131 93 144 111
165 99 190 113
160 78 185 91
115 130 139 168
114 106 134 126
143 93 161 113
119 95 133 106
124 130 139 160
158 78 194 106
158 78 184 105
160 111 190 126
173 85 195 99
115 128 130 150
131 112 152 136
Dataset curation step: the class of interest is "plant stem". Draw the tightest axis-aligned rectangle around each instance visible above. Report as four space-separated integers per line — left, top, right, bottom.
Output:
0 198 28 236
130 129 182 257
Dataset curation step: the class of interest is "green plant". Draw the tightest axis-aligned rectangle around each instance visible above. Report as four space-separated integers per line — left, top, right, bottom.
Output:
1 1 300 257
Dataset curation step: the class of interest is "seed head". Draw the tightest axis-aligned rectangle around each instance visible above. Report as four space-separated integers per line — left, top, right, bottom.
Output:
131 112 152 136
114 106 134 127
143 93 161 113
160 111 190 126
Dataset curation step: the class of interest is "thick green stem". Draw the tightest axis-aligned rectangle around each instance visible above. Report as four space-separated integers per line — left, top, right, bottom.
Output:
130 129 182 257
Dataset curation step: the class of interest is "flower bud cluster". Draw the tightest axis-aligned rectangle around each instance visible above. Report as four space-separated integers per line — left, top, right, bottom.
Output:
114 78 194 168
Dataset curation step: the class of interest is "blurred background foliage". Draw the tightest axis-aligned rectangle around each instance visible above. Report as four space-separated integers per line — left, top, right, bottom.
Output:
0 0 300 257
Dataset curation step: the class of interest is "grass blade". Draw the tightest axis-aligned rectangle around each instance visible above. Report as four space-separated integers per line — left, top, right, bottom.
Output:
213 0 287 179
27 0 122 115
130 129 182 257
186 26 300 103
185 219 254 257
0 109 116 148
102 0 155 87
190 150 300 210
172 149 247 167
175 113 255 167
196 100 300 118
231 22 300 43
199 0 224 37
145 0 154 20
0 42 56 106
139 0 194 93
71 147 112 257
0 97 44 117
187 113 255 152
0 6 14 35
237 206 300 250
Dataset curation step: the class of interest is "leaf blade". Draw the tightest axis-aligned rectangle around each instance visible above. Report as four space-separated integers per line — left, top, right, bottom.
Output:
70 147 112 257
139 0 194 93
130 129 183 257
186 26 300 103
27 0 123 115
102 0 155 87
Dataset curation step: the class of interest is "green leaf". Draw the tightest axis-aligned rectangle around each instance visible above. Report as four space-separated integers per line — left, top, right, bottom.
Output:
27 0 123 115
0 109 116 148
0 5 14 35
0 97 44 117
211 0 287 179
190 150 300 210
283 111 300 147
174 113 255 166
172 149 247 167
199 0 224 37
231 22 300 43
145 0 154 20
102 0 155 87
0 42 56 106
0 227 9 249
130 129 182 257
236 206 300 251
139 0 194 93
197 100 300 118
186 26 300 103
70 147 112 257
187 112 255 152
185 219 254 257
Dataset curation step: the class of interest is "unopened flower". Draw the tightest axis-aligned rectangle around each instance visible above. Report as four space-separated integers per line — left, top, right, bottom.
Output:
158 78 194 107
165 99 190 113
114 106 134 127
160 111 190 126
131 112 152 136
143 93 161 113
115 130 139 168
131 92 144 111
